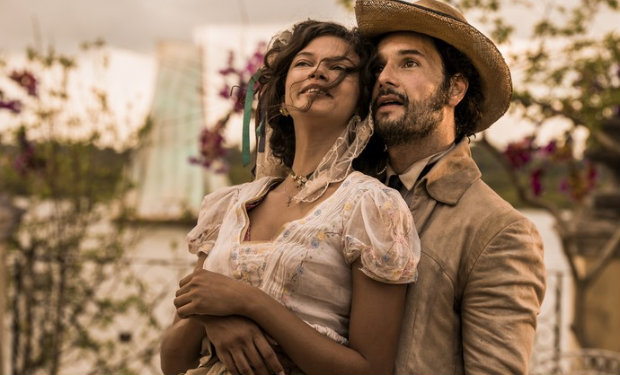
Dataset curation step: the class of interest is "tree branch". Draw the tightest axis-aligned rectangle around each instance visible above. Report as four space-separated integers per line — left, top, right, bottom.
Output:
513 93 586 127
583 227 620 286
478 135 567 224
478 134 584 283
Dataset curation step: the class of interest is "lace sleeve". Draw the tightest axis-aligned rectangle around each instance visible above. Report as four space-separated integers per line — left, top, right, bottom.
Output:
187 185 240 256
342 186 420 283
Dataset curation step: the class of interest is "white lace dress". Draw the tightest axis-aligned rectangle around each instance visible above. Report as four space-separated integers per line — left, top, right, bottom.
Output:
184 117 420 374
187 171 419 345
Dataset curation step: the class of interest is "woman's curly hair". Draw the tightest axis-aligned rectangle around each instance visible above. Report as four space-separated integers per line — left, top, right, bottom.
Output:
256 20 382 172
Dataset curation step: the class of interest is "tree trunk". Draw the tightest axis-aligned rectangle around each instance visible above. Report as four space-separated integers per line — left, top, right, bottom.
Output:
0 195 24 375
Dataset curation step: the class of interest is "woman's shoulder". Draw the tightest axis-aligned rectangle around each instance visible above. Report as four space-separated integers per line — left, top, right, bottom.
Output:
341 172 409 215
217 176 277 194
344 171 397 196
345 171 385 188
201 176 278 207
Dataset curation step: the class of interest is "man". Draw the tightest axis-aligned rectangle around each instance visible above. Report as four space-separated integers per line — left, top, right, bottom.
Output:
356 0 546 373
161 1 546 373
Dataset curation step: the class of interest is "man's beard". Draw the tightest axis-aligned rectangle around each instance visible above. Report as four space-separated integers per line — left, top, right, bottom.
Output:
372 85 448 147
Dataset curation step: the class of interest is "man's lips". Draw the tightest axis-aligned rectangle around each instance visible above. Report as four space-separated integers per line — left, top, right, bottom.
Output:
373 93 406 113
376 94 404 107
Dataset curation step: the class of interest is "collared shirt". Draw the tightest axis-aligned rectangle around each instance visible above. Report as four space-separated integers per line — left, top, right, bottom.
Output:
386 143 456 192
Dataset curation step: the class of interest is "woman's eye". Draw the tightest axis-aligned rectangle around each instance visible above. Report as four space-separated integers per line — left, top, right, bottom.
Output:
294 60 312 67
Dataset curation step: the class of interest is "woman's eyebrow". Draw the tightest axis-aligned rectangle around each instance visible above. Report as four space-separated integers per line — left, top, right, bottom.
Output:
296 51 354 61
295 51 314 58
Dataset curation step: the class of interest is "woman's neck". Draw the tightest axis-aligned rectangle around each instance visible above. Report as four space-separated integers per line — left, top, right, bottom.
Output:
290 117 347 176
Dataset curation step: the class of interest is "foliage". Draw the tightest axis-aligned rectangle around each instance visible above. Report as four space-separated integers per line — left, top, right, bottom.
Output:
453 0 620 349
189 43 265 174
334 0 620 350
0 43 163 375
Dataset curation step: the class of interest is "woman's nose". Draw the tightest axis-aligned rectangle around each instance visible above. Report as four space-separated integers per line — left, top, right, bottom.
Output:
308 63 328 81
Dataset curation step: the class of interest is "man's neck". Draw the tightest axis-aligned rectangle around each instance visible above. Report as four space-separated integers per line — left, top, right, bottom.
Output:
388 134 456 174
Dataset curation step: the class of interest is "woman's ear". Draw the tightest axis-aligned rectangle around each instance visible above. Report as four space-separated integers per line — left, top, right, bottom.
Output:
448 74 468 107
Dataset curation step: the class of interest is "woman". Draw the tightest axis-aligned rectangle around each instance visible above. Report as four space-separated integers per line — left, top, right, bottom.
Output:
162 20 420 375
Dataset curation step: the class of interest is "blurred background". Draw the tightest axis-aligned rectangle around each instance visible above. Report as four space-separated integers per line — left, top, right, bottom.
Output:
0 0 618 374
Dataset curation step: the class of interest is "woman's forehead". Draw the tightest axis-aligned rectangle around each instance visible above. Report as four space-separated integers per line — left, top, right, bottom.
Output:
297 36 359 62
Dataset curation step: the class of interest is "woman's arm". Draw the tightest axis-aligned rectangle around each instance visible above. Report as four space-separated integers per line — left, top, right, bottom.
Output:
175 259 407 374
161 256 209 374
160 313 204 375
161 253 284 375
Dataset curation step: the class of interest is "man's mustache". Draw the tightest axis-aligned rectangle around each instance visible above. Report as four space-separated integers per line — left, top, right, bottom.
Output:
371 88 408 114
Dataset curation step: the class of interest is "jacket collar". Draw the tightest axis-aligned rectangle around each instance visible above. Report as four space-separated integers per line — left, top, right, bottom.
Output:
417 139 481 205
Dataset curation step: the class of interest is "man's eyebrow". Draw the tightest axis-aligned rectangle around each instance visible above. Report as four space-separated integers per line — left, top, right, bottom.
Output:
398 49 425 57
376 49 425 63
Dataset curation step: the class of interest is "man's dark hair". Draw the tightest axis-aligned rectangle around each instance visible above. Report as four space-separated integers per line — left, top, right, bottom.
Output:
432 38 484 141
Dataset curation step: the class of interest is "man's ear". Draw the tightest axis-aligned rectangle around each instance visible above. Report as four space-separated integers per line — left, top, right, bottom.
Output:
448 74 468 107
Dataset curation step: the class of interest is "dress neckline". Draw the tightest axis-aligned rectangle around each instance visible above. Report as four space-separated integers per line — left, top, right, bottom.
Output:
239 172 358 244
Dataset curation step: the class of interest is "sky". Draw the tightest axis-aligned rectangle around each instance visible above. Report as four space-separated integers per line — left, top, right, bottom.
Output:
1 0 617 149
0 1 357 147
0 0 353 53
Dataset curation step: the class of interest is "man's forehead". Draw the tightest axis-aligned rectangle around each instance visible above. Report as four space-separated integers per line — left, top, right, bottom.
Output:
377 31 436 55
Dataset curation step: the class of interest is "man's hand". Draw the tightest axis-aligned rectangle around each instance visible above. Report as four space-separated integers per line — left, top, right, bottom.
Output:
197 315 285 375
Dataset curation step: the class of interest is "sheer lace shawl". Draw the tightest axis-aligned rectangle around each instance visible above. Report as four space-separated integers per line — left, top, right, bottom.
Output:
254 115 374 204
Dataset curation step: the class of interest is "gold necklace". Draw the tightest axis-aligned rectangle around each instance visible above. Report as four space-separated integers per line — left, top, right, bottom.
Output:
289 169 313 189
284 170 314 207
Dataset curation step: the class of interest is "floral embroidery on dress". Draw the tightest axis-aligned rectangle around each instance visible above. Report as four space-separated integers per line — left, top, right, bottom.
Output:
188 171 421 345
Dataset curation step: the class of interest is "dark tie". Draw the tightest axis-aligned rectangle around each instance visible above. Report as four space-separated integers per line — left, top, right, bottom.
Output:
387 174 404 193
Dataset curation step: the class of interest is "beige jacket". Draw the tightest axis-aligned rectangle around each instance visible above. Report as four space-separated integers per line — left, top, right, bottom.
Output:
395 140 546 374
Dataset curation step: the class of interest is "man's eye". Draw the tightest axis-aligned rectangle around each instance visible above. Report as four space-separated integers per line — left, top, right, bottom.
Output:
403 59 417 68
374 65 385 75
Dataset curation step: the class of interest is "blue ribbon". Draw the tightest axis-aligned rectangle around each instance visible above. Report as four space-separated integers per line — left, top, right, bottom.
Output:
242 72 260 166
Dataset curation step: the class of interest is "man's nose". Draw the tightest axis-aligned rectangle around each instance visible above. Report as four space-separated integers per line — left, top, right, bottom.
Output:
377 64 397 88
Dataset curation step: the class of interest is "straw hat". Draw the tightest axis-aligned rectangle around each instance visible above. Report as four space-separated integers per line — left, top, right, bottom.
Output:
355 0 512 132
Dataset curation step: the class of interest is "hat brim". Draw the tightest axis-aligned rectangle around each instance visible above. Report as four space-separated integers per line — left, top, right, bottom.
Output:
356 0 512 132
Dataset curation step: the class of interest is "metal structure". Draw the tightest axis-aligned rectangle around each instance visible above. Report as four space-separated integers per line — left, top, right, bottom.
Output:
530 270 620 374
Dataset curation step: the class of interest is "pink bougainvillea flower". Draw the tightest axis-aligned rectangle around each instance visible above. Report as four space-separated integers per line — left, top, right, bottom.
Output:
189 118 228 172
9 70 38 97
218 84 232 99
560 162 598 202
586 162 598 190
0 99 23 114
218 67 236 76
503 137 535 169
216 43 265 114
232 82 247 113
12 127 45 175
539 140 557 156
191 42 266 172
530 168 544 196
